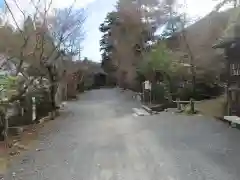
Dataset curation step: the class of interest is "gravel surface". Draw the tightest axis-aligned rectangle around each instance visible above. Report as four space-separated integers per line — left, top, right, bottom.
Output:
4 88 240 180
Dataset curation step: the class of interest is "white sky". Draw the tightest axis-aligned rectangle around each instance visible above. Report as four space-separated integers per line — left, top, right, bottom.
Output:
2 0 235 61
82 0 234 61
180 0 233 18
4 0 95 24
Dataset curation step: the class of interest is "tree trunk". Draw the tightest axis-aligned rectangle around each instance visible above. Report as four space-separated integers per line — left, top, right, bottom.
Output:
49 80 56 120
55 81 64 107
163 73 173 102
47 66 57 120
182 32 196 96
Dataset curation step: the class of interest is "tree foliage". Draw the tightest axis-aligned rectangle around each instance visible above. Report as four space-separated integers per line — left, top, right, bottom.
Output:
0 0 86 107
48 8 85 56
99 12 118 73
99 0 181 88
138 43 183 82
0 75 18 99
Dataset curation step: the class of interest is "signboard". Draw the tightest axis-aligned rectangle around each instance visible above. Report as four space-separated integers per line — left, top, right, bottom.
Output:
32 97 36 121
144 80 151 90
6 105 15 119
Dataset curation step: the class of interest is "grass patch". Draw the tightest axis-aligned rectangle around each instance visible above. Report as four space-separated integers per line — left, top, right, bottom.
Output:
195 95 226 118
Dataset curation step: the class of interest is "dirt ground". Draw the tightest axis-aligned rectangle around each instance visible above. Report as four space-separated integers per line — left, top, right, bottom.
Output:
195 95 226 118
0 122 46 175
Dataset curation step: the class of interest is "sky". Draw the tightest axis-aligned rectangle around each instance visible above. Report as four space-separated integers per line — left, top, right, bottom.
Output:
0 0 234 62
81 0 118 61
81 0 233 62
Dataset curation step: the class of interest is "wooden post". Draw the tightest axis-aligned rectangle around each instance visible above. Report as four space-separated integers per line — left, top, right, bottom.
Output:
150 89 152 105
227 89 230 116
4 105 9 173
190 98 195 114
226 55 231 116
142 82 145 103
228 90 232 116
176 98 181 111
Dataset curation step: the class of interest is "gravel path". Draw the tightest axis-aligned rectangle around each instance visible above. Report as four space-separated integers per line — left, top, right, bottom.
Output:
4 88 240 180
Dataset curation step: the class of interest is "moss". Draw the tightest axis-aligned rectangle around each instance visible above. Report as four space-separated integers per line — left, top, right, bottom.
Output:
184 104 196 115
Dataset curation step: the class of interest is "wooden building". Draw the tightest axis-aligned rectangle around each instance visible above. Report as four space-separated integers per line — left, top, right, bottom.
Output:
213 7 240 116
214 39 240 116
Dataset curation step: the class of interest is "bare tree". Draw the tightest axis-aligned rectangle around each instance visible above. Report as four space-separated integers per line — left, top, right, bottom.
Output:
210 0 234 13
112 1 149 88
173 0 238 95
0 0 85 147
103 0 178 88
1 0 85 100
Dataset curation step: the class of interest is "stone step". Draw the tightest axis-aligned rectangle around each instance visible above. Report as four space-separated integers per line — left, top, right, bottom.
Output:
132 108 150 116
142 105 153 114
224 116 240 127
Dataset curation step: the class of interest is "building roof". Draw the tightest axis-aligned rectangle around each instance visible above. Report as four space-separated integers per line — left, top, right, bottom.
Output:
213 7 240 48
212 39 236 49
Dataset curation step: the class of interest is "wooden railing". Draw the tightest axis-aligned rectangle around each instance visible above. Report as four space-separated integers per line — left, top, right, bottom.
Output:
173 98 195 113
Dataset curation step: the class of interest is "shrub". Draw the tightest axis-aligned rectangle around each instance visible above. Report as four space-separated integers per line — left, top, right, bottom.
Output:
177 82 223 101
177 84 193 100
151 83 167 103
